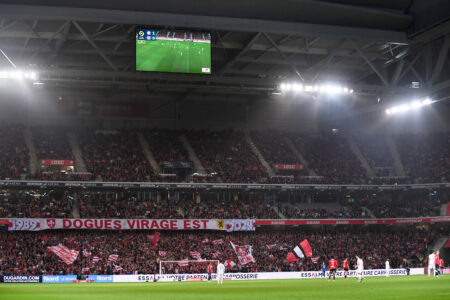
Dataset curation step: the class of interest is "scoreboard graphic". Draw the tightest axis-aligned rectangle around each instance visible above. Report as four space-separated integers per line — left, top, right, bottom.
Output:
137 30 157 41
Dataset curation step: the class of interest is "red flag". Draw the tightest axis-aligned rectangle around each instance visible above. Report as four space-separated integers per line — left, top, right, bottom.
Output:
213 239 224 245
311 257 320 263
83 249 91 257
47 245 79 265
178 259 189 267
114 265 123 272
230 242 255 265
92 256 101 264
159 251 167 257
147 231 161 249
202 239 209 244
287 239 313 262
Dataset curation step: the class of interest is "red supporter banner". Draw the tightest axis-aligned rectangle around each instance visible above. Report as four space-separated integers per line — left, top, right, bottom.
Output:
41 159 75 166
275 164 304 171
8 218 255 231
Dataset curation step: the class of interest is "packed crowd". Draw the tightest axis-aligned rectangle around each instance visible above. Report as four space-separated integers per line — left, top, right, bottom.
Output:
1 188 443 219
0 227 441 275
0 191 72 218
355 135 395 177
366 197 441 218
0 125 448 185
289 133 369 184
397 133 449 183
280 206 365 219
187 129 267 183
77 130 154 182
0 125 29 180
145 129 191 165
32 127 74 161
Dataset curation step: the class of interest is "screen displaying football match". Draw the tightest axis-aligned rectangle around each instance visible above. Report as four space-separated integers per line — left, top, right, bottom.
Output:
136 29 211 74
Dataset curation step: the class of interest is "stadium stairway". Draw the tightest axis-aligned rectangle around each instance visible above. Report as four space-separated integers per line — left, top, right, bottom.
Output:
283 136 318 176
180 135 207 175
441 202 449 216
431 236 449 252
272 205 286 219
137 133 161 174
347 135 376 178
23 128 38 174
67 132 87 173
386 135 407 177
244 134 276 177
72 200 80 218
362 206 376 218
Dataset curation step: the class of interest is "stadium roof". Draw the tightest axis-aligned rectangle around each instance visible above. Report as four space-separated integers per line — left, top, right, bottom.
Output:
0 0 449 107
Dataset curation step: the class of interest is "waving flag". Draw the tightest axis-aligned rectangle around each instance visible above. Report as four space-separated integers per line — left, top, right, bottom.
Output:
190 251 202 260
114 265 123 272
311 257 320 263
230 242 255 265
178 259 189 267
147 231 161 249
108 254 119 262
83 249 91 257
213 251 221 258
224 259 236 270
47 244 79 265
202 238 209 244
159 251 167 257
287 239 313 262
213 239 224 245
92 256 101 263
266 244 277 249
279 246 288 251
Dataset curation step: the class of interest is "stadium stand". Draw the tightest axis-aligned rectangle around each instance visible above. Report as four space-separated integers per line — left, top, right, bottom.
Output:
186 129 267 183
77 130 154 182
0 228 442 275
0 125 29 180
0 191 72 218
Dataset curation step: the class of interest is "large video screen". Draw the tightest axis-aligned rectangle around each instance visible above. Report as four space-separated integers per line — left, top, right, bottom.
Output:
136 29 211 74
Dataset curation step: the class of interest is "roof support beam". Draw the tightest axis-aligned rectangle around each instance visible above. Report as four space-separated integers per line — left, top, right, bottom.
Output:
397 50 423 83
218 32 261 75
391 60 404 86
0 4 408 43
429 35 450 84
263 32 305 81
46 22 71 64
72 21 118 71
309 39 347 82
350 39 389 86
31 20 70 58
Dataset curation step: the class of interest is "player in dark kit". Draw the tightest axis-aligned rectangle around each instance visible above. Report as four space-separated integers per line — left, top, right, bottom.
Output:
328 256 338 282
343 258 349 280
207 262 213 281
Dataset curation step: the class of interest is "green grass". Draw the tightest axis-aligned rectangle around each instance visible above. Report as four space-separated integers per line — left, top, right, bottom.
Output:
136 39 211 74
1 276 449 300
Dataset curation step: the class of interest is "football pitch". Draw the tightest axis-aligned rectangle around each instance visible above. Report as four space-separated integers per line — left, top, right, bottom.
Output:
136 39 211 74
1 276 449 300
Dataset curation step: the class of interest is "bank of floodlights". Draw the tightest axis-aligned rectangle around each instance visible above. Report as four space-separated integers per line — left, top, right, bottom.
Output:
279 83 353 95
0 70 38 80
385 98 433 115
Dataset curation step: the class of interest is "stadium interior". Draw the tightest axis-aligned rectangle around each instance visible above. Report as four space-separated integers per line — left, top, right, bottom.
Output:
0 1 449 299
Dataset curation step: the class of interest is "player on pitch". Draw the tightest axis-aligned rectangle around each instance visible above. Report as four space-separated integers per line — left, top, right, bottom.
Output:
434 250 440 278
428 250 435 278
217 261 225 285
328 256 338 282
207 262 213 282
343 257 349 280
385 258 390 278
321 261 327 278
355 255 364 283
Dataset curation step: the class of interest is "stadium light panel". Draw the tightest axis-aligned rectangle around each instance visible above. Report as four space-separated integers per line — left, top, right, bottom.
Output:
279 82 352 95
385 97 434 115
